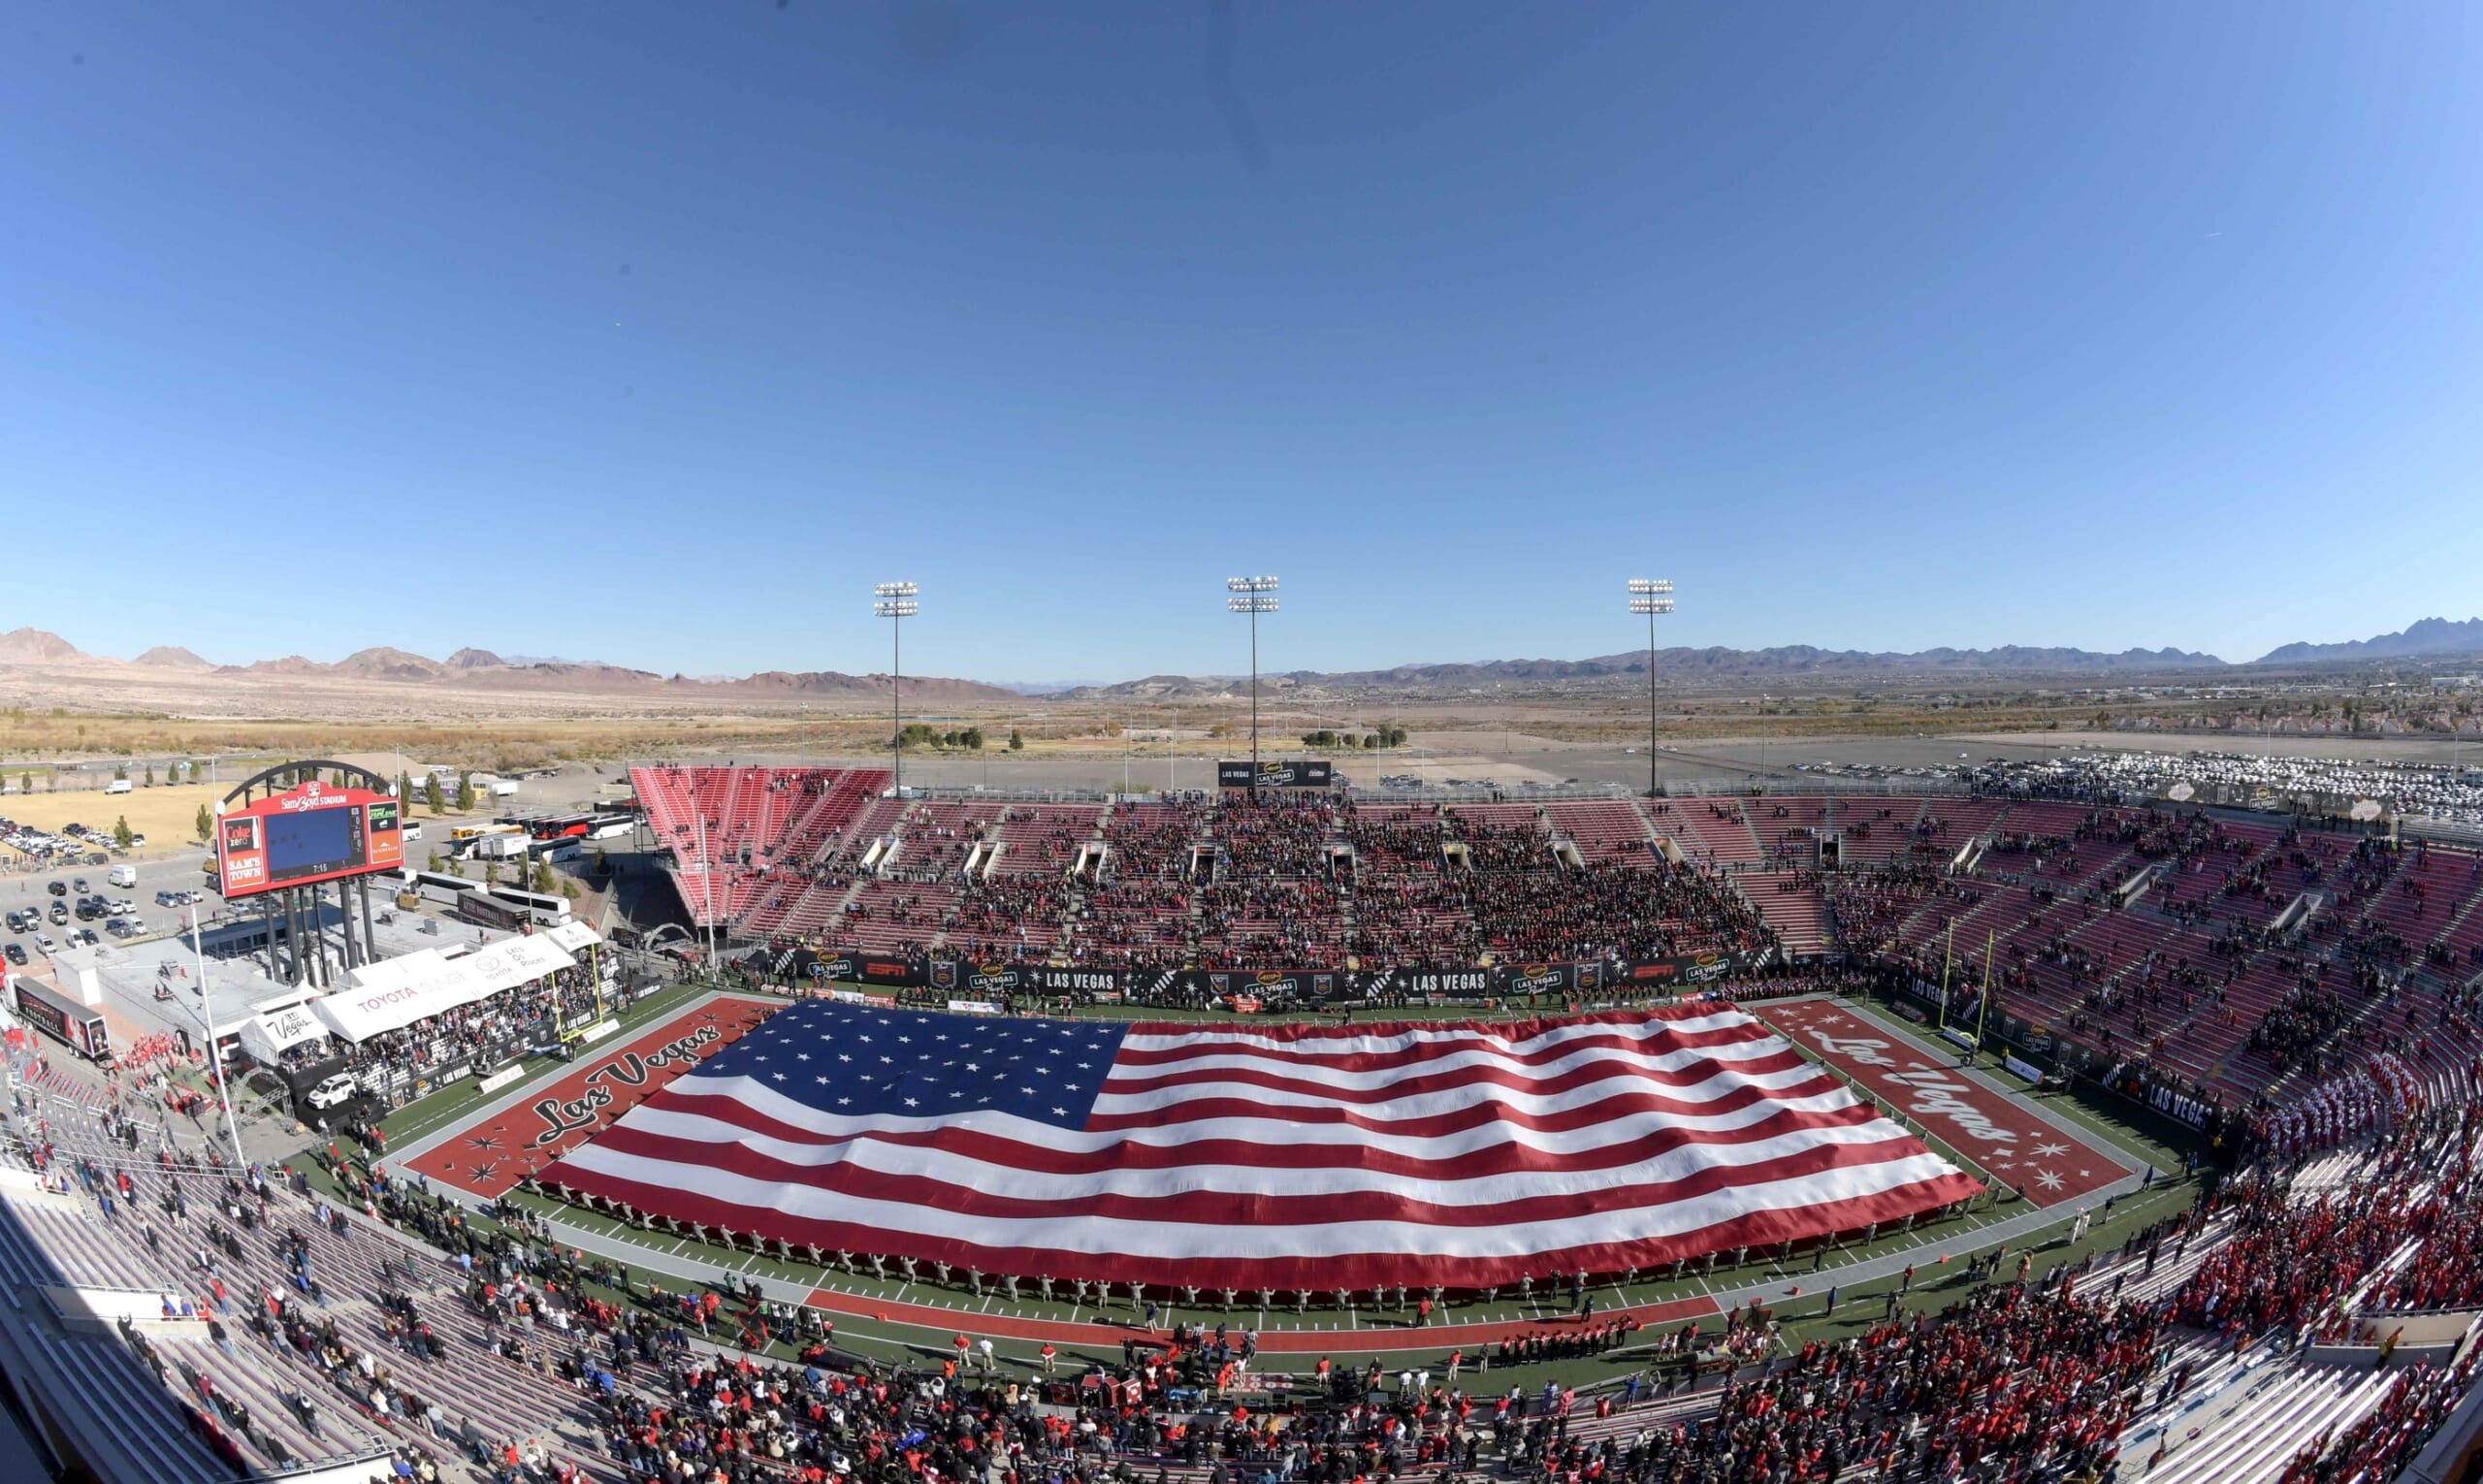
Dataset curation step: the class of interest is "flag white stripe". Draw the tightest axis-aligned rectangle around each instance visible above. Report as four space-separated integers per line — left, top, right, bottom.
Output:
664 1073 1869 1156
1102 1031 1802 1093
1116 1010 1763 1061
606 1105 1921 1205
552 1139 1961 1260
1090 1064 1843 1120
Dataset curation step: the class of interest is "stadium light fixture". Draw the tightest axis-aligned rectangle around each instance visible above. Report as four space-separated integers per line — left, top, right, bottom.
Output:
1628 579 1677 798
875 582 920 797
1226 576 1279 789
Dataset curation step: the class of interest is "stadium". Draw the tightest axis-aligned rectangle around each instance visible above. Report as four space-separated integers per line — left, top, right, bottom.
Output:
10 8 2483 1484
6 744 2483 1484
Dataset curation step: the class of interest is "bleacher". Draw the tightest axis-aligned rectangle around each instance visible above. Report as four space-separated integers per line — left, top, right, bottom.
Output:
1544 800 1655 864
1653 796 1762 867
1737 870 1829 957
1747 796 1831 868
989 804 1103 877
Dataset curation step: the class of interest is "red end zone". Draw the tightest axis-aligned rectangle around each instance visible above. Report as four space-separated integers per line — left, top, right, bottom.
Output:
403 997 775 1199
1757 999 2122 1207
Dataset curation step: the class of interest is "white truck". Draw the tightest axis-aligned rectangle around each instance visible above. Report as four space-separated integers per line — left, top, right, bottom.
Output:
469 833 530 860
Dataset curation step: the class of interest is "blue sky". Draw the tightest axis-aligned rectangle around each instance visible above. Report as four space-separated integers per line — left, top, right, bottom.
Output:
5 4 2479 683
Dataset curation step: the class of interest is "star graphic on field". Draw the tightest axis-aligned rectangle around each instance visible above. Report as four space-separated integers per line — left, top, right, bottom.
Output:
2034 1169 2065 1190
471 1161 500 1181
2032 1142 2070 1157
465 1135 503 1150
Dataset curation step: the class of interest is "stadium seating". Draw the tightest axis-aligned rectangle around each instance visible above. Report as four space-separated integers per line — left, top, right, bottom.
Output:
1544 800 1655 864
1651 796 1763 866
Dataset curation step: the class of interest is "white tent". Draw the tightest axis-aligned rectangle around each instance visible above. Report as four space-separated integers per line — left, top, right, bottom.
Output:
238 1000 331 1065
542 919 603 954
312 937 577 1045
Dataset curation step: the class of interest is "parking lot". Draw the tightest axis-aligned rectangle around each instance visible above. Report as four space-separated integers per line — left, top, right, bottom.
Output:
1 823 217 967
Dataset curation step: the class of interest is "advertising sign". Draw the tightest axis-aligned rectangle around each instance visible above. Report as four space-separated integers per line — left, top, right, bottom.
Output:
1216 759 1335 789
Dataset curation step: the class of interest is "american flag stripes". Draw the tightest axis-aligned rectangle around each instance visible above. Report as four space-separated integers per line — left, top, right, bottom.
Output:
543 1000 1979 1291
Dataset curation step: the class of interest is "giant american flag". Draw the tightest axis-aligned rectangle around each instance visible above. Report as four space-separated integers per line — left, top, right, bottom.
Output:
542 999 1980 1290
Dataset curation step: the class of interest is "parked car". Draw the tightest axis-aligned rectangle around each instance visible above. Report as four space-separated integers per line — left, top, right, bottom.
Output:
306 1074 360 1111
2 943 24 966
47 880 65 896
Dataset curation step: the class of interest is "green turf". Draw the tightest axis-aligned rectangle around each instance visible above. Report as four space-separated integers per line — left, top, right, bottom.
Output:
308 984 2204 1387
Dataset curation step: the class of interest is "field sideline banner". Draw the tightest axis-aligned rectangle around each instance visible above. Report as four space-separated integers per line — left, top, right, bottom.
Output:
758 949 1774 1004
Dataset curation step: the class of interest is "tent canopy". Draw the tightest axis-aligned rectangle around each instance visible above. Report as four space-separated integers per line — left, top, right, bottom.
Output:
239 1001 330 1064
312 936 576 1045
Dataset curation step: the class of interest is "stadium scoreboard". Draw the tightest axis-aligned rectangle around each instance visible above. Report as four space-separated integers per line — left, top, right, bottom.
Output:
215 779 403 898
1218 759 1334 789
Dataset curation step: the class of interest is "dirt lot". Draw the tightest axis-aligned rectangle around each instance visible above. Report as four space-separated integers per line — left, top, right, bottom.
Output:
0 781 223 851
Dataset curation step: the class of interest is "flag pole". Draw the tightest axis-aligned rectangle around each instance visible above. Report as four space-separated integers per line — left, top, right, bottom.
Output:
1976 929 1995 1051
1937 919 1954 1033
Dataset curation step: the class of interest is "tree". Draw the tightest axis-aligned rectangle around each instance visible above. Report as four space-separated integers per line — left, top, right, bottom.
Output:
143 762 156 787
483 856 501 886
427 848 443 873
455 773 476 812
19 772 32 795
531 856 558 892
194 804 212 843
424 774 444 814
1008 729 1024 752
113 762 129 782
447 855 467 879
113 816 134 847
961 727 984 750
398 770 414 805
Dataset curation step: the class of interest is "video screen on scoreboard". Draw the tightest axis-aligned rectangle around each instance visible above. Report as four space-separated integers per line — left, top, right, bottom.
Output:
263 806 366 885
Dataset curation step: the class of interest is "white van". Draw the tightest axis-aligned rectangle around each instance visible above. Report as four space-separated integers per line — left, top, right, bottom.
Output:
108 865 137 888
104 779 134 795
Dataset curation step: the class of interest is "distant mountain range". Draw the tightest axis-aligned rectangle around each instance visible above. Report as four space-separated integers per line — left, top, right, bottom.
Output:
2253 617 2483 666
2 618 2477 700
0 629 1019 702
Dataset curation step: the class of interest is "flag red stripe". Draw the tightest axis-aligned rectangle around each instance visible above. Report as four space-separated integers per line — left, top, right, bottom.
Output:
548 1164 1982 1291
594 1089 1892 1180
568 1120 1942 1229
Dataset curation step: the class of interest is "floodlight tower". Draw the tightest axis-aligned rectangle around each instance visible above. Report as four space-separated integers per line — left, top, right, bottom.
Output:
1628 579 1677 798
1226 576 1279 790
874 582 919 797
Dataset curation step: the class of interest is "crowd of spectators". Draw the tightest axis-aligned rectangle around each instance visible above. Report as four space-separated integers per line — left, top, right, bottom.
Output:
1215 794 1340 880
331 965 611 1095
